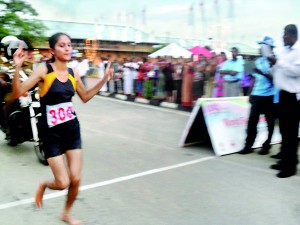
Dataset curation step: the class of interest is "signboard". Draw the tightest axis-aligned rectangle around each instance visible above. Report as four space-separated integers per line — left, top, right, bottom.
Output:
179 97 282 156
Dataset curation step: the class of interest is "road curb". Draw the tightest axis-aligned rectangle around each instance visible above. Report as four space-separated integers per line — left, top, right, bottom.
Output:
97 92 192 112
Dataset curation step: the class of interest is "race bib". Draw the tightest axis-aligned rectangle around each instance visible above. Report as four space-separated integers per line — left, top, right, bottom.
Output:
46 102 76 127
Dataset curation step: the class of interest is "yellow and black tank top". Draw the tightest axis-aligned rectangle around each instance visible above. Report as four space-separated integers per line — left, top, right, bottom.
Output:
40 64 77 128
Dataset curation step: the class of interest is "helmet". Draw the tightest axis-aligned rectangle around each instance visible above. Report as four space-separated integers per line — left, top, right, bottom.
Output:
1 36 28 59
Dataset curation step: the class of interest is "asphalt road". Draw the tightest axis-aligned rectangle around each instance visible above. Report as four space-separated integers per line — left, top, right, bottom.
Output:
0 95 299 225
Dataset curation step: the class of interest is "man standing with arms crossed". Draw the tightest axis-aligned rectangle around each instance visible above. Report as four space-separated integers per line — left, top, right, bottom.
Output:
269 24 300 178
219 47 244 97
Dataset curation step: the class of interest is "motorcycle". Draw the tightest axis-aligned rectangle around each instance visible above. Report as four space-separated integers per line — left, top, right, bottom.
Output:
0 37 48 165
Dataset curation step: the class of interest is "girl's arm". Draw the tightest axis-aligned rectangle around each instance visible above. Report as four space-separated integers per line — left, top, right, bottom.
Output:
13 44 45 99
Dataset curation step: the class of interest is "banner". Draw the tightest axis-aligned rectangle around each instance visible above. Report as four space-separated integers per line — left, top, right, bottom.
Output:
179 97 282 156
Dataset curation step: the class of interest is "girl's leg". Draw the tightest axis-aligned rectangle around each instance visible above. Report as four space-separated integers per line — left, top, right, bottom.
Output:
61 149 83 225
35 155 70 208
35 154 70 208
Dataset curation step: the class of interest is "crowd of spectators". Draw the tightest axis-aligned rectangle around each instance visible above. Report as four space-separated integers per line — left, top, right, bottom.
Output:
65 48 258 109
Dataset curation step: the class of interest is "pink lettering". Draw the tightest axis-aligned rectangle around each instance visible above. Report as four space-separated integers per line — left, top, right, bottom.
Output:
223 117 248 126
66 106 73 118
49 109 57 125
58 108 65 121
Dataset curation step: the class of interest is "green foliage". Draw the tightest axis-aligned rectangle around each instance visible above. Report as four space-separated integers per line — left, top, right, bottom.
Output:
0 0 47 48
150 44 167 54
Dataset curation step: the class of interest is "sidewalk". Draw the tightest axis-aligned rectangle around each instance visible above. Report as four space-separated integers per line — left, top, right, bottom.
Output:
97 91 193 112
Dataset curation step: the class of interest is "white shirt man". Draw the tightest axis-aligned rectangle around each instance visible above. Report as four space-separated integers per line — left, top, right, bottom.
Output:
273 40 300 95
269 24 300 178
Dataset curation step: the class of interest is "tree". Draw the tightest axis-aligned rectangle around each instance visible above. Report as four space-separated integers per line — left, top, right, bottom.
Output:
0 0 47 48
150 44 166 54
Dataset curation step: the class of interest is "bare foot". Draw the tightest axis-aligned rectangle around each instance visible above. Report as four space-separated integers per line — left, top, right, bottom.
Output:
61 214 81 225
35 182 46 208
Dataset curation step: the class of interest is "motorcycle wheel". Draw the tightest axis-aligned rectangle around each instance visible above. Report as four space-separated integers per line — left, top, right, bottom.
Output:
34 141 48 166
6 108 30 146
5 126 18 146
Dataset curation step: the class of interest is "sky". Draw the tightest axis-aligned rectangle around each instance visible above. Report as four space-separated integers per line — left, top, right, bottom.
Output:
25 0 300 49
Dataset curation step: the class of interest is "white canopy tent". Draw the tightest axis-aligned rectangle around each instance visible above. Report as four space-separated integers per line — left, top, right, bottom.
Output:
148 43 192 59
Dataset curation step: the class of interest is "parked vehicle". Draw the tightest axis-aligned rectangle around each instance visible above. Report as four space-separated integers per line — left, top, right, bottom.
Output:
0 36 48 165
0 66 48 165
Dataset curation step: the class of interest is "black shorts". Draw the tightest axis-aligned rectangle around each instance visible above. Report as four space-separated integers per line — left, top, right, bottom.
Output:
40 118 82 159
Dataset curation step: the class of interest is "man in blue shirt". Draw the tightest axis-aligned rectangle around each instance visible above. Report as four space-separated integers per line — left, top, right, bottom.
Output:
239 37 276 155
219 47 244 97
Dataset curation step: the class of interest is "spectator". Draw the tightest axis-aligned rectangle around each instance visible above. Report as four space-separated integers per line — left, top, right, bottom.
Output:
213 52 227 97
123 57 134 96
174 56 184 104
204 56 218 97
220 47 244 97
74 53 89 87
181 59 194 107
242 55 255 96
239 36 276 155
193 54 207 98
98 57 108 92
112 59 122 94
162 56 175 102
269 24 300 178
154 58 166 99
139 57 153 99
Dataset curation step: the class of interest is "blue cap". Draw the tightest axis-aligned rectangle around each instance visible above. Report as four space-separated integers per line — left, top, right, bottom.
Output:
257 36 275 47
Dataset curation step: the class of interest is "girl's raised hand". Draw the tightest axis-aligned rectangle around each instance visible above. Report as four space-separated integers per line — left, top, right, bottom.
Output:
13 42 26 68
104 61 114 81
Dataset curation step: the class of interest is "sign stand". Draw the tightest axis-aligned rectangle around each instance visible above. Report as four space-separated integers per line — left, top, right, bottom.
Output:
179 97 282 156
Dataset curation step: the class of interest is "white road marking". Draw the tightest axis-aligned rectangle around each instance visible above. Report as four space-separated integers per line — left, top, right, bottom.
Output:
0 156 215 210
